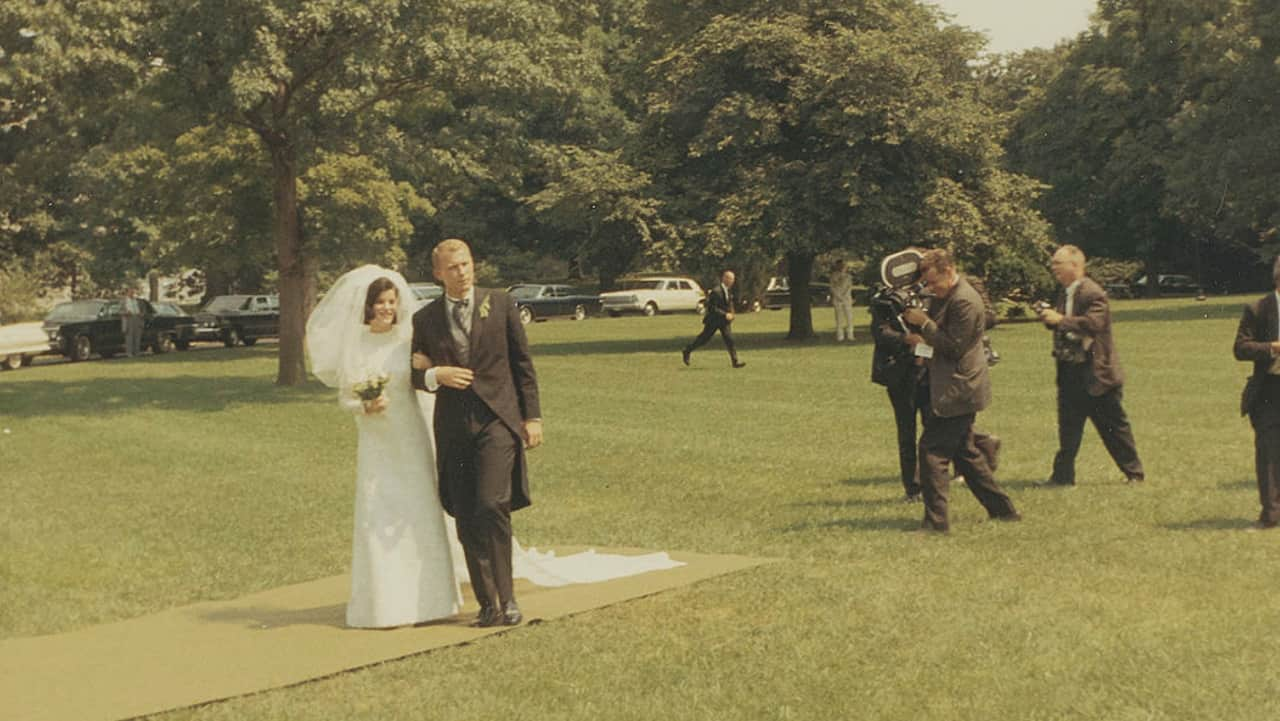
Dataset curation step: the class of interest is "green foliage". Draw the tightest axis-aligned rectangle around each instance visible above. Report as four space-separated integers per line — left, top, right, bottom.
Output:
0 261 44 321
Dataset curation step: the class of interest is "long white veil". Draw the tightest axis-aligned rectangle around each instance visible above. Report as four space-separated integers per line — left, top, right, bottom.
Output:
306 265 417 390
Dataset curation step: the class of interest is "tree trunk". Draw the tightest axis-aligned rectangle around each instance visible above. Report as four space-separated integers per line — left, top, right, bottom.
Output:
785 251 815 340
148 272 160 302
270 144 309 386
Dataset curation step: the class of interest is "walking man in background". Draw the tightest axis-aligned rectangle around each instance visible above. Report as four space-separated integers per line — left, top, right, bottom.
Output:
1036 245 1145 487
1233 256 1280 530
683 270 746 368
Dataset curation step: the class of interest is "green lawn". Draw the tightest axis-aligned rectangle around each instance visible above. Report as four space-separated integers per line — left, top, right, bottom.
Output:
2 294 1276 720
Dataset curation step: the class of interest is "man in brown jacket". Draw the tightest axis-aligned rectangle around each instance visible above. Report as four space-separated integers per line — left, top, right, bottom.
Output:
1036 245 1144 486
1233 256 1280 530
903 249 1020 532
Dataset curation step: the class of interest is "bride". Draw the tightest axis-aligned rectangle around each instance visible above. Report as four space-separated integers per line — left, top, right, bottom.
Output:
307 265 681 629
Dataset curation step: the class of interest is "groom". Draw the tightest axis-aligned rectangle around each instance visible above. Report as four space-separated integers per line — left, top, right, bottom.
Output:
411 238 543 627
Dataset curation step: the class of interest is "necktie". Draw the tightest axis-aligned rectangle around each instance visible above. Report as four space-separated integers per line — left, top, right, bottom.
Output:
452 297 471 364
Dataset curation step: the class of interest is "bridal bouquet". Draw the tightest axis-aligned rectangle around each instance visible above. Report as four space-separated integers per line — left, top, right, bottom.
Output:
352 372 390 402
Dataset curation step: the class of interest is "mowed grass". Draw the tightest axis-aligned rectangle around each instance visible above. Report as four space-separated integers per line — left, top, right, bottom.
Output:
2 294 1277 720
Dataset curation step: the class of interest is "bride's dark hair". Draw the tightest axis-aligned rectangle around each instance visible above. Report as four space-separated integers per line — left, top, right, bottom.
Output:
363 277 398 324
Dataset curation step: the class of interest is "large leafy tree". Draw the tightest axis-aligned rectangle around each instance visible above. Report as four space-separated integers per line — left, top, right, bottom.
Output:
640 0 1052 338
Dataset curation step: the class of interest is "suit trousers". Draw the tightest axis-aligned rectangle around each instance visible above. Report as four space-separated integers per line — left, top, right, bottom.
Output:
886 368 927 496
448 392 518 610
918 409 1016 531
686 321 738 363
1250 377 1280 524
833 301 855 340
123 316 144 357
1051 362 1144 484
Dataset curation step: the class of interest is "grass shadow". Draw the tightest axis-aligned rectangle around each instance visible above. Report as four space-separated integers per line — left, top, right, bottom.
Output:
533 330 872 357
1159 517 1254 532
200 603 349 630
1217 479 1254 490
780 517 916 534
838 475 899 488
1110 301 1243 324
0 374 332 418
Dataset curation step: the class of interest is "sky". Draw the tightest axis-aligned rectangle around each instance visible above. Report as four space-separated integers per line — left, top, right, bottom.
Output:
928 0 1097 54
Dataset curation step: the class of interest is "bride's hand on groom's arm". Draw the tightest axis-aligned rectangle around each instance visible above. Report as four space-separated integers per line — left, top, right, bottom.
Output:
522 419 543 449
411 352 433 371
435 366 474 389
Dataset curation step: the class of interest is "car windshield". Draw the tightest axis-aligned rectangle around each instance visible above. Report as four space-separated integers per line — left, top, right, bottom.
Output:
618 280 662 291
153 303 183 316
410 285 441 301
46 301 104 320
202 296 250 312
508 286 545 299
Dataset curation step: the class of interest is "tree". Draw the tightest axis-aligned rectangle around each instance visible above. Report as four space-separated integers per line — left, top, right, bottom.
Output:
640 0 1052 339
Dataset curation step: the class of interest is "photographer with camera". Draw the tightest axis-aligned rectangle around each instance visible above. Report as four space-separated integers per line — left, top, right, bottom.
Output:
1036 245 1145 487
901 249 1020 532
870 274 928 502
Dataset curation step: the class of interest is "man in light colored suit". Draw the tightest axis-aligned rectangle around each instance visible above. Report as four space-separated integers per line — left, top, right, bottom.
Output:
903 249 1020 532
121 289 144 358
1233 256 1280 530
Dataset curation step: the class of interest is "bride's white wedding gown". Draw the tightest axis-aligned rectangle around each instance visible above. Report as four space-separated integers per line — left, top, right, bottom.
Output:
342 327 681 629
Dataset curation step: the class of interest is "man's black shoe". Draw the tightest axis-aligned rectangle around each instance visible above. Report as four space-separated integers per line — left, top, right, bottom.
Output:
681 349 691 366
502 601 523 626
901 493 922 504
471 606 503 628
732 361 746 368
990 511 1023 522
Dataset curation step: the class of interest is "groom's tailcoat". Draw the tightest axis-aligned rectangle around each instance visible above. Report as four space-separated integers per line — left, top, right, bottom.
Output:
411 288 540 517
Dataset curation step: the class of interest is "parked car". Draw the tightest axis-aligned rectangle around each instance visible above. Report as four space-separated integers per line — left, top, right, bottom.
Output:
409 282 443 308
0 321 51 370
761 277 833 310
151 302 197 350
43 298 196 361
599 276 706 317
1131 274 1201 297
507 284 602 325
193 294 280 347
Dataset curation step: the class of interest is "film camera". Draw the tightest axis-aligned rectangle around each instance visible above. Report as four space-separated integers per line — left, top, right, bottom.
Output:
870 249 927 333
1034 300 1090 363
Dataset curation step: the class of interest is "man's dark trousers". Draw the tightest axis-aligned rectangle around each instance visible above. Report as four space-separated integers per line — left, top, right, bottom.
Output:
887 367 927 496
918 406 1016 530
686 320 739 364
1252 377 1280 525
1051 362 1143 484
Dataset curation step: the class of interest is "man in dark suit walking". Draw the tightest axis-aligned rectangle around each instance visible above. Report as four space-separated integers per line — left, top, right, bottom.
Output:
1233 256 1280 531
871 291 928 502
902 249 1019 532
411 238 542 626
1036 245 1144 486
682 269 745 368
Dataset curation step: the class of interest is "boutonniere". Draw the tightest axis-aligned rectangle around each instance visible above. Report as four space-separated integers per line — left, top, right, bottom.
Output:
478 294 491 320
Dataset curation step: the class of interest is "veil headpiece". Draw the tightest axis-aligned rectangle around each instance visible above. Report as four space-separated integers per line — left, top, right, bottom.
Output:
306 265 417 389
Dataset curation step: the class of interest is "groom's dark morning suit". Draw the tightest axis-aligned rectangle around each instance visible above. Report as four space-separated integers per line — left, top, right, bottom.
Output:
411 288 540 615
684 283 740 365
1234 291 1280 527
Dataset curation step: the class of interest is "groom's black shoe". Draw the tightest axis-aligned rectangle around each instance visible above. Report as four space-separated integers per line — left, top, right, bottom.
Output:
502 601 523 626
472 606 503 628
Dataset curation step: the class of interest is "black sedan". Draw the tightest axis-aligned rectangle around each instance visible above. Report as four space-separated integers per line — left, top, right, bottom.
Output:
44 298 196 361
507 284 602 325
192 294 280 346
762 279 834 310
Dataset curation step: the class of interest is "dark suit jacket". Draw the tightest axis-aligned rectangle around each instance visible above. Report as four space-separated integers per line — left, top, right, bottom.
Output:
1234 292 1279 416
870 298 913 387
1054 276 1124 396
702 285 735 327
410 288 541 514
918 276 990 418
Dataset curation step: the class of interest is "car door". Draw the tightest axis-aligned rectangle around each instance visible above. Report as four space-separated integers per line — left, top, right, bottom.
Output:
550 286 571 316
139 299 162 347
98 301 125 351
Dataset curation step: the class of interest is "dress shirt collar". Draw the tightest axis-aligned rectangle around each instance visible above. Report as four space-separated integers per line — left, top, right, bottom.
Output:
446 287 475 307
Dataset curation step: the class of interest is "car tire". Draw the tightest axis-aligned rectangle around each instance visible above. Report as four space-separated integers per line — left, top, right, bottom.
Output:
153 334 174 354
223 328 240 347
519 306 535 325
175 339 191 351
608 310 621 318
2 354 22 371
242 337 258 347
572 304 587 321
70 335 92 362
643 302 658 317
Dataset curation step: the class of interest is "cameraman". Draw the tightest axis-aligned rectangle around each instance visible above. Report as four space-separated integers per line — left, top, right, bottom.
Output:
870 278 928 502
1036 245 1145 487
902 249 1020 532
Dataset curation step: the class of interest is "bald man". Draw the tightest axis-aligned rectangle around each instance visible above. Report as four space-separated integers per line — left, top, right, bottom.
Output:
1036 245 1145 487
